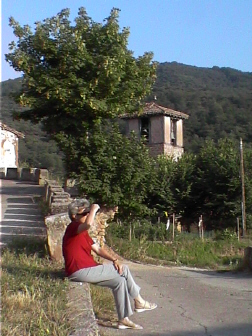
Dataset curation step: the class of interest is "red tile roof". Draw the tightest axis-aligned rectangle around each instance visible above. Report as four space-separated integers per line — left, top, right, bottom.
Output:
121 102 189 120
0 122 25 138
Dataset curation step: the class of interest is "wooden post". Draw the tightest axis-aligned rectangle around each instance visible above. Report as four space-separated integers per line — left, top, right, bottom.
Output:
129 223 132 242
172 213 175 241
240 138 246 236
237 217 240 241
201 215 204 241
199 215 203 239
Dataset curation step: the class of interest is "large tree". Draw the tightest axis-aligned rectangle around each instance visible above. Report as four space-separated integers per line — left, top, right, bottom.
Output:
191 138 242 229
6 7 156 153
72 122 155 218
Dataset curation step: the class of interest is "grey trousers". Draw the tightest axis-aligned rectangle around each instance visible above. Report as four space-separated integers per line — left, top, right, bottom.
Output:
69 264 141 320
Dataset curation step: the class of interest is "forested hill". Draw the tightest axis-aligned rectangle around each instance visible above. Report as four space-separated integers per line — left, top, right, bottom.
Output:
1 62 252 169
148 62 252 152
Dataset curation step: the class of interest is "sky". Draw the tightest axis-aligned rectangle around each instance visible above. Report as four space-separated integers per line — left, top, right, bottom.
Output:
1 0 252 82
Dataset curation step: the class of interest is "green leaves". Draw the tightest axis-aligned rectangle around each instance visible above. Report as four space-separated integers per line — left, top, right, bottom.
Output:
191 138 242 227
68 122 155 218
6 7 156 137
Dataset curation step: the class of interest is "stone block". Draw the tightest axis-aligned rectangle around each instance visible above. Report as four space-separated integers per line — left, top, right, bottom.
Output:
20 168 33 181
0 167 6 178
44 180 58 201
34 168 49 185
48 187 65 206
243 246 252 271
0 171 6 179
52 193 71 203
45 212 70 262
50 201 71 215
6 168 18 179
68 282 99 336
64 178 80 197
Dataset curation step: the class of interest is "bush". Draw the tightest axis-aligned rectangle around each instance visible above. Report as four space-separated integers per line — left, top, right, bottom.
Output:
214 228 238 242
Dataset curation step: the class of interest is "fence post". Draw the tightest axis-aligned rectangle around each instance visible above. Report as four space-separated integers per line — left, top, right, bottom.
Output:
199 215 204 240
237 217 240 241
202 215 204 241
172 213 175 241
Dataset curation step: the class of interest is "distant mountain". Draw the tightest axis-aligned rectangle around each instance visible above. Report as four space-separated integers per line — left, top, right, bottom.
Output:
1 62 252 172
148 62 252 152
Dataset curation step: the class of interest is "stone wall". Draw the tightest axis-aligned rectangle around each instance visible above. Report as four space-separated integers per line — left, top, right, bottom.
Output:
45 212 70 262
0 167 49 185
44 179 71 215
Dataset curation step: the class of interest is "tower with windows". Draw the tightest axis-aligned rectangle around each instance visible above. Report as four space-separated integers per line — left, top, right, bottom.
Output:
121 102 189 159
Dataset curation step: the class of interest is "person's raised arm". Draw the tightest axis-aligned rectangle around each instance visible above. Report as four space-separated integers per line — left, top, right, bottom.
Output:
76 204 100 234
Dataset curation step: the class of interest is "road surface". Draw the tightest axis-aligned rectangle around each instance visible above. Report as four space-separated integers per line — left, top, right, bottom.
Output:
99 258 252 335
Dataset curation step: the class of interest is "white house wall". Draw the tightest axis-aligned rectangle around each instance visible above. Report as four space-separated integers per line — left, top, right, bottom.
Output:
164 116 171 143
176 119 184 147
0 129 18 169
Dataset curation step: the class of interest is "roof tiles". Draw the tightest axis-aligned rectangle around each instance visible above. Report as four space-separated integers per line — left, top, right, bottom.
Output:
0 122 25 138
121 102 189 120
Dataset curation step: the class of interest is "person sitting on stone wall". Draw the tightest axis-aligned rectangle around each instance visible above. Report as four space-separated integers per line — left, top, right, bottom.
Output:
62 198 157 330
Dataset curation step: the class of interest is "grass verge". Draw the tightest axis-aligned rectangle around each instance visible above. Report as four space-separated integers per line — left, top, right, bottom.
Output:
106 230 250 270
90 284 117 335
1 237 72 336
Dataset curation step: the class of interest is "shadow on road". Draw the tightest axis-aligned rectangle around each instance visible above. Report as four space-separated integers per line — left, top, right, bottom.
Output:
181 267 252 279
137 323 252 336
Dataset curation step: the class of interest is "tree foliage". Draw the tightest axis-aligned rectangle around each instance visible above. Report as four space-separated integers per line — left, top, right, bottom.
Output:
147 155 175 214
190 138 242 228
69 122 155 218
6 7 156 138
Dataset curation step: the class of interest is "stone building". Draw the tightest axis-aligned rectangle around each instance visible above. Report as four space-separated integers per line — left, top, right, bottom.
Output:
0 122 25 173
121 102 189 159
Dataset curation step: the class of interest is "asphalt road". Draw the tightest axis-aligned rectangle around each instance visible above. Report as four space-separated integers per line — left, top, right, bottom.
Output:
99 259 252 336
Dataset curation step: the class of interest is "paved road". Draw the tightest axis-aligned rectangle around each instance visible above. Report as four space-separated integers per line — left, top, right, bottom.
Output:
99 260 252 336
0 179 46 245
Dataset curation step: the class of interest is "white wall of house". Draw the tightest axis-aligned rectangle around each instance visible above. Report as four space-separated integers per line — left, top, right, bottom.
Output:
0 129 19 171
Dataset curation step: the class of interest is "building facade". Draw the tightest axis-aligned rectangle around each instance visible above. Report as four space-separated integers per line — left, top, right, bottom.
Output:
0 122 25 172
121 102 189 159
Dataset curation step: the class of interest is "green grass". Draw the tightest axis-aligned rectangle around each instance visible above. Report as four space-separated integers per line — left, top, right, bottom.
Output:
1 237 72 336
106 230 250 270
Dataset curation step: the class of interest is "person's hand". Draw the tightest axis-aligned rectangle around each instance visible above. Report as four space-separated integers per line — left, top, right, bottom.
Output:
91 204 100 213
113 259 123 275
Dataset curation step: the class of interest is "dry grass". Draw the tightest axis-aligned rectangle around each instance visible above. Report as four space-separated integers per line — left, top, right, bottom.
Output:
90 284 117 318
1 237 72 336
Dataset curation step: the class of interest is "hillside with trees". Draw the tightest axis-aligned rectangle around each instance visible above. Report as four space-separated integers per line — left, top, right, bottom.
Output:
148 62 252 152
2 61 252 163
